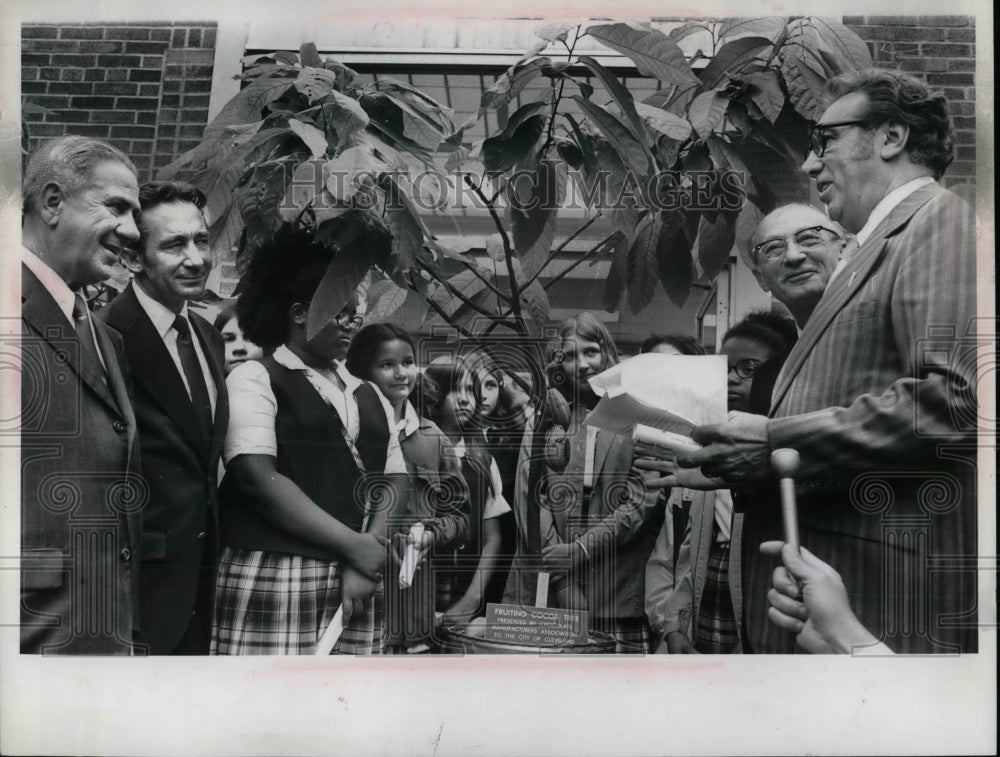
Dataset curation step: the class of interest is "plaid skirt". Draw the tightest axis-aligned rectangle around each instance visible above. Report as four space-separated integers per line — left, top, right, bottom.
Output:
211 548 382 655
590 616 653 654
693 540 741 654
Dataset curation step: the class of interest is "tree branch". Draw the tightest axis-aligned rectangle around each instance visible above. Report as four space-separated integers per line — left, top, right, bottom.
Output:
519 211 601 291
464 174 524 330
454 257 512 303
541 232 618 291
422 292 477 340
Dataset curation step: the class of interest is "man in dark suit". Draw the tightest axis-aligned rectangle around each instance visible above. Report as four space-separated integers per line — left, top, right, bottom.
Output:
99 182 229 654
681 69 978 654
20 135 143 654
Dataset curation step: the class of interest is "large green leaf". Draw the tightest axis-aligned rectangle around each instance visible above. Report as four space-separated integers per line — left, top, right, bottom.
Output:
494 100 549 141
161 76 293 176
576 55 648 147
481 57 551 111
320 91 369 150
587 23 699 87
698 37 773 89
364 279 409 323
574 142 641 236
634 101 693 141
481 114 546 173
727 137 808 210
536 21 577 42
718 17 787 42
323 145 386 203
299 42 323 68
746 70 785 123
780 54 828 122
687 90 729 139
295 67 337 104
668 21 713 43
810 17 873 71
510 159 566 277
573 96 650 178
385 196 423 275
626 211 662 314
520 279 551 332
374 77 454 133
287 118 328 159
655 211 694 308
694 209 738 281
734 200 766 263
307 244 371 340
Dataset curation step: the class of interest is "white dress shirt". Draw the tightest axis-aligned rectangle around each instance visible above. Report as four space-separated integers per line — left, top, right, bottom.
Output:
22 246 108 373
368 386 421 475
856 176 937 246
132 282 217 414
224 344 360 464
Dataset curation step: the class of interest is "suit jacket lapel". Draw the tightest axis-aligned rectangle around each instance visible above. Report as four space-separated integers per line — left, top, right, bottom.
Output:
769 183 943 413
112 285 206 456
21 265 122 415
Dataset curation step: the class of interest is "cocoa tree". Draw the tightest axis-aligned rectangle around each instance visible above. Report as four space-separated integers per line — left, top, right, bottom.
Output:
159 17 872 342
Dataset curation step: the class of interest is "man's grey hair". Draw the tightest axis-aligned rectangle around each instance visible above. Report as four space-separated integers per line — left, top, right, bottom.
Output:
23 135 137 216
740 202 846 271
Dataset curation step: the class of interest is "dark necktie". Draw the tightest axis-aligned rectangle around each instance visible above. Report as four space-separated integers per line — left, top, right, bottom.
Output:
172 315 214 442
72 293 106 382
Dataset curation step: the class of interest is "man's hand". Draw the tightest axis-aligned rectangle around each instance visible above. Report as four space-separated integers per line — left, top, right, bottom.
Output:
665 630 698 653
678 411 772 483
633 457 725 491
760 541 885 654
340 565 377 624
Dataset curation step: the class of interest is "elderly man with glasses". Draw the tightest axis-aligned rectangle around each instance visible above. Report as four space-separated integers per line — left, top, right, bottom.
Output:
673 69 979 654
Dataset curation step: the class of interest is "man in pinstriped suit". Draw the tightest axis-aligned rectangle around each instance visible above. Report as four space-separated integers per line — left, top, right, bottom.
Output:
681 69 978 654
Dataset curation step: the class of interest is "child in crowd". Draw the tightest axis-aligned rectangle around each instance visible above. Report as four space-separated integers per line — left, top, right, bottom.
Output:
419 359 512 629
213 226 387 655
539 313 663 653
214 300 264 375
645 310 798 654
345 325 470 653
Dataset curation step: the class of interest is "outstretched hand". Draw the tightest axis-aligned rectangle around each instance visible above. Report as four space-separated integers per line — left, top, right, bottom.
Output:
678 411 772 483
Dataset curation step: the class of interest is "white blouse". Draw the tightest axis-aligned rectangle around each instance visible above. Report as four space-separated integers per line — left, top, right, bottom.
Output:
223 345 361 465
453 439 512 520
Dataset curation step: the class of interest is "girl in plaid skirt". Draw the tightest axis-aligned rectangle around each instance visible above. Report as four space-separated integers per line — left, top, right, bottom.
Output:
211 226 388 655
345 326 472 654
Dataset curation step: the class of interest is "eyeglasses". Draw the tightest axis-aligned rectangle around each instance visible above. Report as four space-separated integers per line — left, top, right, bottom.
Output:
808 118 872 157
752 225 841 265
728 358 761 381
335 312 364 329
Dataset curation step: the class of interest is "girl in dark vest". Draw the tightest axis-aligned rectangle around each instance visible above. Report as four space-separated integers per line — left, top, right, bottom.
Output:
212 225 388 655
345 326 471 653
419 358 512 630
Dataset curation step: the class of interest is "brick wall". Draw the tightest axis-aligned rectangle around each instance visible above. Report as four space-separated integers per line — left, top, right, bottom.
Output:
845 15 976 187
21 22 217 182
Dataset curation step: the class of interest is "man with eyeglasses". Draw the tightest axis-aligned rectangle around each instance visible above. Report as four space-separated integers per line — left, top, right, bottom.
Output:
675 69 978 655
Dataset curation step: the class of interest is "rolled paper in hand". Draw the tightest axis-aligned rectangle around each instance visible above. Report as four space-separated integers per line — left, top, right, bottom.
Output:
632 424 702 459
771 448 801 550
398 522 425 589
314 604 345 655
535 570 550 608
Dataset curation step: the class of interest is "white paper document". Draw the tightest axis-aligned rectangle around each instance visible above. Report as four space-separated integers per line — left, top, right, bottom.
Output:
585 354 728 437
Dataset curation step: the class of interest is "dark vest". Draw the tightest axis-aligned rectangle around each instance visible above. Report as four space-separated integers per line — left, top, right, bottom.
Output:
219 358 389 558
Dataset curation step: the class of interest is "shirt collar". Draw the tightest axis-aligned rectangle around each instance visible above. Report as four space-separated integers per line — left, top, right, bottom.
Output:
274 345 362 392
453 437 466 459
855 176 936 246
22 246 76 322
132 281 189 338
399 400 420 438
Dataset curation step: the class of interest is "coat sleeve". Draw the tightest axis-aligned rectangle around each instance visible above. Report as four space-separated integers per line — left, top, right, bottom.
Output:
575 434 664 560
644 491 677 640
767 191 977 478
421 435 471 552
